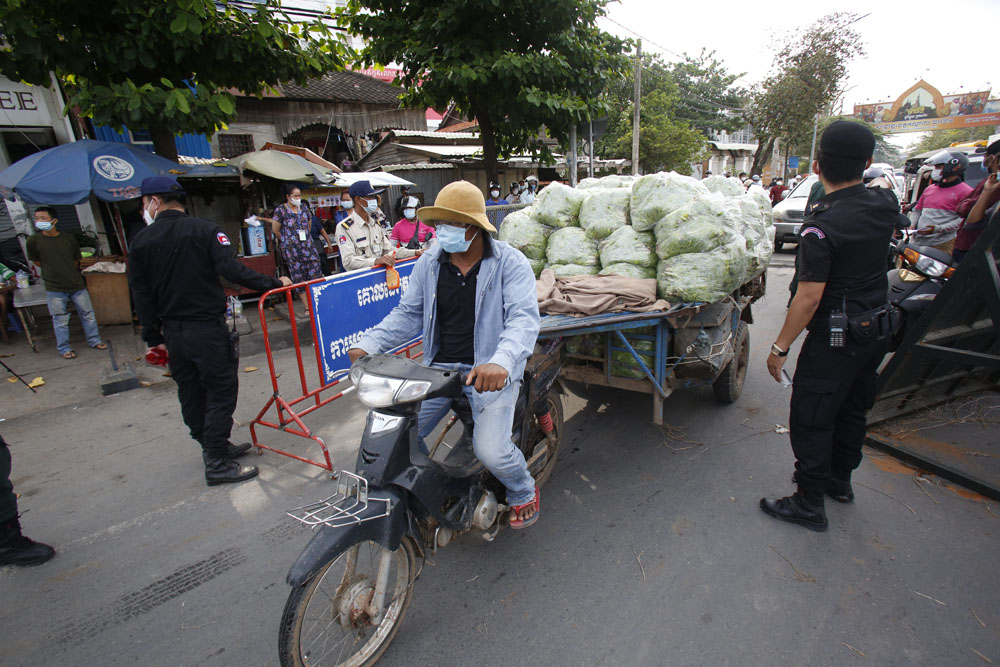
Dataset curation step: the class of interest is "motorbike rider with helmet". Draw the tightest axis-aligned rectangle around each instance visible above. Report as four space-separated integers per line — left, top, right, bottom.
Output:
908 150 973 253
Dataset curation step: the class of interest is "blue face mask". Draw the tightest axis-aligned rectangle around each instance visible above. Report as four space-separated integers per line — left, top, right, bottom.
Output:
35 220 53 231
436 224 476 253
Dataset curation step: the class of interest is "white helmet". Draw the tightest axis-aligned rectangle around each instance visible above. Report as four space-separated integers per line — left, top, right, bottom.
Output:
525 174 539 182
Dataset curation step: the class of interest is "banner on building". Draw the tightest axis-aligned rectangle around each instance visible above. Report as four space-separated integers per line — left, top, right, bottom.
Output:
853 80 998 133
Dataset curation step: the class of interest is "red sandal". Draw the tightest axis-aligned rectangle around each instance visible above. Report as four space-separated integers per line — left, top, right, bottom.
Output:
509 487 540 530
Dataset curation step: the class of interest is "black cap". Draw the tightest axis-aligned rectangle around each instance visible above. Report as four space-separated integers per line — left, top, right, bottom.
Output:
140 175 185 196
819 121 875 161
986 139 1000 156
347 180 384 198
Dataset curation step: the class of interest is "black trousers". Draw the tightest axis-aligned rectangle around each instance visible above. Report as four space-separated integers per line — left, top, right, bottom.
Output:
162 319 239 459
0 434 17 523
789 331 889 504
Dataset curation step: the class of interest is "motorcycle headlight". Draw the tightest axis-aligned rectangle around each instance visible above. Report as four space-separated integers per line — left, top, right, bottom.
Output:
354 372 432 408
913 254 949 278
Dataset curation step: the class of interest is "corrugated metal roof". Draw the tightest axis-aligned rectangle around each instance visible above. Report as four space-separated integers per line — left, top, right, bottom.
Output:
379 163 456 171
398 143 484 157
437 120 480 133
392 130 479 139
279 70 405 105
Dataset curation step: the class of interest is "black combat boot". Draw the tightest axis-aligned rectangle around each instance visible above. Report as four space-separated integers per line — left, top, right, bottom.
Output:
791 470 854 504
759 493 828 532
198 439 253 458
0 516 56 566
203 452 259 486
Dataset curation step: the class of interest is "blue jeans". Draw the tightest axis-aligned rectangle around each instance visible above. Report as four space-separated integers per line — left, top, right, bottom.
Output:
417 363 536 506
45 289 103 355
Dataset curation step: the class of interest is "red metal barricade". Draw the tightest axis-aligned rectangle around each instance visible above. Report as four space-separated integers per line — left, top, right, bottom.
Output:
249 275 421 472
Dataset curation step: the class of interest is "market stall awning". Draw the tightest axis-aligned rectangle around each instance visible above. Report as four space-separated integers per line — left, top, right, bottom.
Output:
334 172 415 188
0 139 228 204
227 150 337 184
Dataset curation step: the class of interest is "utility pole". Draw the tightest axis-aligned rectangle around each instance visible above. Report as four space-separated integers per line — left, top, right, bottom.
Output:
588 120 595 178
808 112 819 169
569 123 577 187
631 40 641 176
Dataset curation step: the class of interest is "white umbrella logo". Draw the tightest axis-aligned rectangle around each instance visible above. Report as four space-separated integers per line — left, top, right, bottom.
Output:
92 155 135 182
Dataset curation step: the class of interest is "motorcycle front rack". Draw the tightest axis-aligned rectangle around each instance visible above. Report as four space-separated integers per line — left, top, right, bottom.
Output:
286 470 391 528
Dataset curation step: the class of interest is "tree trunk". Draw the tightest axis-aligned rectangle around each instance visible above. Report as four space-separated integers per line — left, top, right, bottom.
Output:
476 108 499 188
150 126 179 163
751 136 774 176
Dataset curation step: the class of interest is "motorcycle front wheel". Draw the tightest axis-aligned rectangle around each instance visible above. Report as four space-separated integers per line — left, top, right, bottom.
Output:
278 538 417 667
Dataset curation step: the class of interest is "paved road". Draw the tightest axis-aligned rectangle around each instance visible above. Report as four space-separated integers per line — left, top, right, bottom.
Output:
2 258 997 666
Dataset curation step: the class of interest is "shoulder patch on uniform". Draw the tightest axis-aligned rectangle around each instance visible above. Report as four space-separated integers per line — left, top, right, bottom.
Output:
339 235 347 244
807 201 832 214
800 226 826 239
217 232 231 246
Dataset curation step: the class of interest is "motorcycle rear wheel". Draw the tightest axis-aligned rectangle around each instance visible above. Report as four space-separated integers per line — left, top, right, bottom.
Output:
278 538 417 667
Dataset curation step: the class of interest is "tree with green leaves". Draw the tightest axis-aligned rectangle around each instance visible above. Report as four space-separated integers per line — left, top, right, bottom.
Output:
744 12 864 175
667 49 746 134
594 53 707 174
905 126 996 157
341 0 628 185
0 0 348 161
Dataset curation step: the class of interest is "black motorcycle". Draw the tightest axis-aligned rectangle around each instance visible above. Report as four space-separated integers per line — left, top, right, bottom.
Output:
278 342 564 667
887 232 955 350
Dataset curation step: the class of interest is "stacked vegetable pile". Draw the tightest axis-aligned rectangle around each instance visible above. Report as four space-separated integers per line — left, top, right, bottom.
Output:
497 172 775 303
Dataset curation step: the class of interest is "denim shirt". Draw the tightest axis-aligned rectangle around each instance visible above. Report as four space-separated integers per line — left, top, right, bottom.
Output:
356 238 540 410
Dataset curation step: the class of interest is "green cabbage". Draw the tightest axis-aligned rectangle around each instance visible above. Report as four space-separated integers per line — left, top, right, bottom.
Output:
630 172 710 232
497 208 550 260
598 263 657 279
656 241 748 303
579 188 631 240
653 193 742 260
532 182 588 228
702 174 744 198
598 226 657 268
611 338 656 379
547 227 599 266
550 262 600 277
565 333 605 357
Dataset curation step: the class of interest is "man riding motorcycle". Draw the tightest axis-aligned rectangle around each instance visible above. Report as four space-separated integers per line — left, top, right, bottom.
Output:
347 180 542 528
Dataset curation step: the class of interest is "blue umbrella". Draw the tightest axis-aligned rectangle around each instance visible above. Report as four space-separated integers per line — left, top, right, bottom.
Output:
0 139 197 205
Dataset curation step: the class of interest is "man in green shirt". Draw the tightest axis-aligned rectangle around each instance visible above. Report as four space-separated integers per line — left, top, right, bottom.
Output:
25 206 106 359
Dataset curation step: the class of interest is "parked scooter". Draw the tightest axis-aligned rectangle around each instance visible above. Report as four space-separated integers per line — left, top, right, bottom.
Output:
278 342 564 666
887 231 956 350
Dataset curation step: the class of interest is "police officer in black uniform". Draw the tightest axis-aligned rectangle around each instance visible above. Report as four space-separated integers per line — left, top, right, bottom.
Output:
761 121 897 532
129 177 292 486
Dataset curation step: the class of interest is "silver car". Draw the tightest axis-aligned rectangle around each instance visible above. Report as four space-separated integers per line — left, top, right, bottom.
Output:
771 174 818 250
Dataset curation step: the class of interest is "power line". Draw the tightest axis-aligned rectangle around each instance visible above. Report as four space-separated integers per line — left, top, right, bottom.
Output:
603 16 686 62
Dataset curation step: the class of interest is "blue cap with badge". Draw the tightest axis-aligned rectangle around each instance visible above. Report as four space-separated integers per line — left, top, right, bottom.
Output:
140 175 185 196
347 180 385 199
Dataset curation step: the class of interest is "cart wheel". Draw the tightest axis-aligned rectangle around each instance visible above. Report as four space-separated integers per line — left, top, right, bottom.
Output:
713 322 749 404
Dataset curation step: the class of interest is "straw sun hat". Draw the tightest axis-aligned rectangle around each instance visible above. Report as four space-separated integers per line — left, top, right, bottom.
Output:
416 180 496 233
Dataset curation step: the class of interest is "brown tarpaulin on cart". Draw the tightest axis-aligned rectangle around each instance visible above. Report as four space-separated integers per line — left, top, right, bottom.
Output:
536 269 670 316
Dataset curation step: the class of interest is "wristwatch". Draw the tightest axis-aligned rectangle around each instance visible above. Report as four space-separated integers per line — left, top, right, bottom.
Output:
770 343 788 357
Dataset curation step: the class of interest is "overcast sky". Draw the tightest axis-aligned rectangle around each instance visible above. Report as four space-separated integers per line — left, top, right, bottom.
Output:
599 0 1000 147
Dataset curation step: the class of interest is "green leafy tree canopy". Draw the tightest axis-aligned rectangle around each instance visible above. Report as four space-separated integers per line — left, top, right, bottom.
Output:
906 127 996 157
667 49 746 133
595 53 708 174
744 12 865 174
341 0 628 184
0 0 350 160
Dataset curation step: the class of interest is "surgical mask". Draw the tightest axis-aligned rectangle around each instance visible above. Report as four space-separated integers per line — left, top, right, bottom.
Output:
436 224 476 253
364 198 378 214
290 196 302 207
529 183 536 191
143 199 158 225
341 199 353 210
35 220 53 231
403 208 416 220
490 190 500 198
512 186 520 194
930 168 944 182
